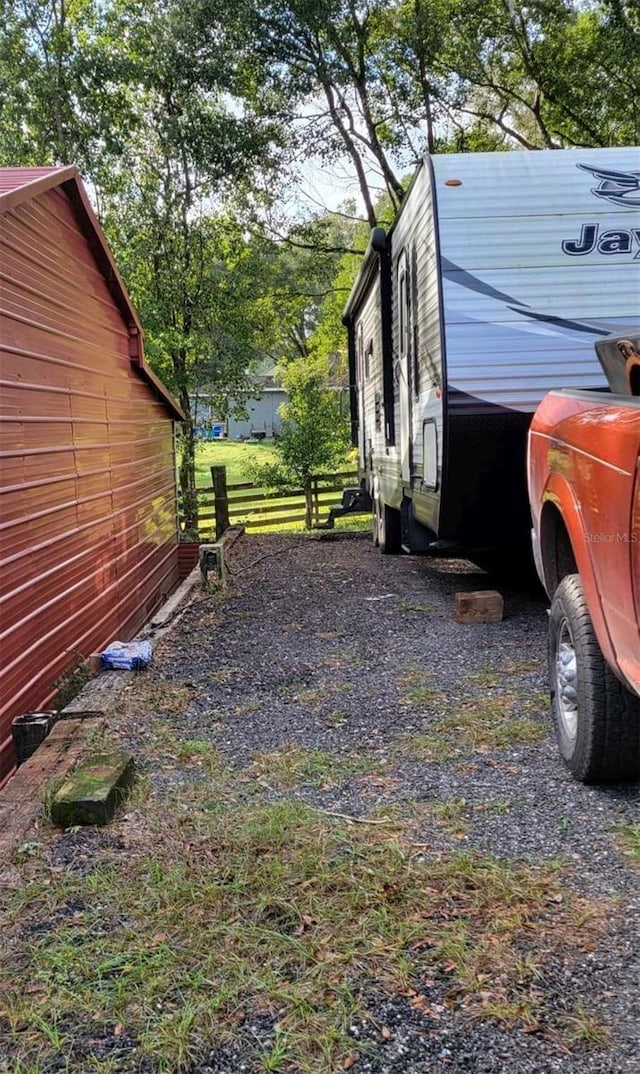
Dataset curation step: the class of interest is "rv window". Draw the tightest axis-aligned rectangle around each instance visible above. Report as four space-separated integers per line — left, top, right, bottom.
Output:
365 339 373 380
423 420 438 490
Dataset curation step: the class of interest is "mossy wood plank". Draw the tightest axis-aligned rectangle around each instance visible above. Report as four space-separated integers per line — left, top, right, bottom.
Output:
0 718 102 858
50 751 135 827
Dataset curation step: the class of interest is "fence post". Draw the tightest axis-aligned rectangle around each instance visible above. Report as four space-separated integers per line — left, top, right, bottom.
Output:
312 476 319 526
211 465 230 539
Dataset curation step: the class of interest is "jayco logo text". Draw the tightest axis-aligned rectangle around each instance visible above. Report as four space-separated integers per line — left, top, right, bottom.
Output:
562 224 640 258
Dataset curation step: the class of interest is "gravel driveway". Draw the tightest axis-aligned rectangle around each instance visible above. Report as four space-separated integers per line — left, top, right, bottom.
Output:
2 533 638 1074
150 533 639 1073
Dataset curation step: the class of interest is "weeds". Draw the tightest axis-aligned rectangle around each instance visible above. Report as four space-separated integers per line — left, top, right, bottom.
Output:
398 693 547 763
251 745 379 789
560 1009 612 1047
116 680 195 720
616 823 640 867
0 791 611 1073
53 657 94 710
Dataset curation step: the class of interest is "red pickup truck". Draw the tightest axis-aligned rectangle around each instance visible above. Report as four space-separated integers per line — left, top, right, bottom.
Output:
528 334 640 783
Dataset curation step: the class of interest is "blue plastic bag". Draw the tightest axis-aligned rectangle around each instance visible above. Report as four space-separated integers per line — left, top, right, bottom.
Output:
100 640 153 670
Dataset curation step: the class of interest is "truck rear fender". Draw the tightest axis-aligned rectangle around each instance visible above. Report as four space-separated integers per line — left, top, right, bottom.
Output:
539 475 617 671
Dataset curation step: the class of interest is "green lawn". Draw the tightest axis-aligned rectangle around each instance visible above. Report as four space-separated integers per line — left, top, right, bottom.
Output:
190 439 367 536
194 439 278 488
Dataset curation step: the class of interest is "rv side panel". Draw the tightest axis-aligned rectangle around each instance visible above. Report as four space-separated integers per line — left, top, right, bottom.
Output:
432 147 640 415
389 165 444 534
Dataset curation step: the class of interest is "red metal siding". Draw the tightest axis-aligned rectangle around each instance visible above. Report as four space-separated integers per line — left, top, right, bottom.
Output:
0 184 180 779
0 168 61 195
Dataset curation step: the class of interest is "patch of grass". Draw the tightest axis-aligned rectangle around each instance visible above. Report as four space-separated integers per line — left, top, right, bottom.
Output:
473 798 512 817
295 681 353 706
325 711 348 728
398 694 547 763
522 691 550 713
175 739 222 768
251 745 378 789
0 790 611 1074
397 731 452 763
501 659 544 675
398 601 434 615
194 440 278 487
209 667 241 683
396 664 434 688
401 685 447 708
446 696 546 748
233 700 261 718
559 1008 612 1047
396 667 445 710
466 661 544 689
466 670 501 688
616 822 640 867
321 651 362 671
430 797 470 838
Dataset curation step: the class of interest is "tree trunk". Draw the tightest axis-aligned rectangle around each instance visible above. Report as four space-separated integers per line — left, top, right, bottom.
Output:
179 416 198 536
304 477 313 530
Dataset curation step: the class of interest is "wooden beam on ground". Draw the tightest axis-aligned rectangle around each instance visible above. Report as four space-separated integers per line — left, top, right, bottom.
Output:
454 590 504 624
0 716 102 860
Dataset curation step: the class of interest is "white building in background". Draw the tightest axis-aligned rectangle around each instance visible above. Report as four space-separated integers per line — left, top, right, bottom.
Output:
191 363 287 440
192 356 349 440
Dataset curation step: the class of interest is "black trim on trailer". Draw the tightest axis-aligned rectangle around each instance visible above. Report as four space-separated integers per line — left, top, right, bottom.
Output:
342 228 386 318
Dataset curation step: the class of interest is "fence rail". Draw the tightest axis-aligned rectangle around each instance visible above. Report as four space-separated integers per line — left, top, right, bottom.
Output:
181 467 360 537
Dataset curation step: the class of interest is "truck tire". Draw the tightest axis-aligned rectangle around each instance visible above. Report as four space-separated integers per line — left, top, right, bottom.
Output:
548 574 640 783
375 498 401 555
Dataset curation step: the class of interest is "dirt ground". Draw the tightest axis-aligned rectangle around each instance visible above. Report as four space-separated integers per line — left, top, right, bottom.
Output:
1 533 638 1074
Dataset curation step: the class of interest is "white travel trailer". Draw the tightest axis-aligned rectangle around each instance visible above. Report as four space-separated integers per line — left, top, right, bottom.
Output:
342 147 640 553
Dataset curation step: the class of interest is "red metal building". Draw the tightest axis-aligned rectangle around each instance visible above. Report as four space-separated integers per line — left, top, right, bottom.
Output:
0 166 184 780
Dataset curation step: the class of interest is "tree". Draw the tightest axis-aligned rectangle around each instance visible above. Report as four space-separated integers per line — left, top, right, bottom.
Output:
250 356 351 528
0 0 287 534
201 0 638 235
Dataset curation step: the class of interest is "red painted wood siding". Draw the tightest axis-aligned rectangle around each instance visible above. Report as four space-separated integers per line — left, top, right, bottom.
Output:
0 184 180 779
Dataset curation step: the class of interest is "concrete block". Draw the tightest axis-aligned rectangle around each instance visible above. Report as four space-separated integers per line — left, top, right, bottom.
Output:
199 542 226 585
50 751 135 827
454 590 504 624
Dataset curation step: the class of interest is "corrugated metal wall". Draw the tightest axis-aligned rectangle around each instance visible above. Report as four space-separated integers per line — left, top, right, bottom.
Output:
0 184 180 779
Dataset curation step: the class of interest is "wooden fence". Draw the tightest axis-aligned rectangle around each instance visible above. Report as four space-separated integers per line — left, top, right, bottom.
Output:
183 466 360 538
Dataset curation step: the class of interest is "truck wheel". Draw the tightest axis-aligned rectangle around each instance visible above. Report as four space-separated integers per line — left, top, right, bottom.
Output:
375 498 401 555
549 574 640 783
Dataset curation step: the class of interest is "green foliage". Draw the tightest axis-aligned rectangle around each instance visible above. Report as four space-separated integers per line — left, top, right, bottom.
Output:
1 0 637 536
250 356 350 526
